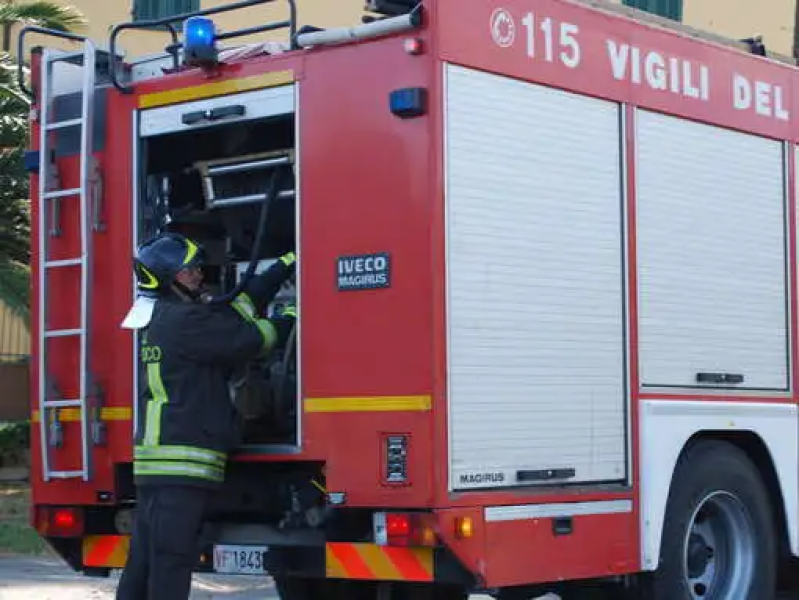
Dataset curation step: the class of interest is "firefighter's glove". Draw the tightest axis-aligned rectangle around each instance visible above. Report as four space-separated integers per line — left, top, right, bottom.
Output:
279 252 296 269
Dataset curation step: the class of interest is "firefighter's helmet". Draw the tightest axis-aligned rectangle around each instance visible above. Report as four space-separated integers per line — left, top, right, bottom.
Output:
121 233 205 330
133 233 205 294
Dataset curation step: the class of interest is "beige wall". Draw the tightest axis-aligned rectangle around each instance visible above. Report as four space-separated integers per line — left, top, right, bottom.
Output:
14 0 366 58
12 0 799 59
682 0 796 57
0 303 29 360
14 0 799 59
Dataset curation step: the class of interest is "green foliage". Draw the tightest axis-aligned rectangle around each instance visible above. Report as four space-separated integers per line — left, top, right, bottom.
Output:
0 51 29 322
0 484 48 556
0 1 87 51
0 2 87 323
0 420 28 464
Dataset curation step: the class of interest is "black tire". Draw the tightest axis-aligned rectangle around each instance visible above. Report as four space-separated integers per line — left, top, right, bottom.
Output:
637 439 777 600
274 577 376 600
276 578 469 600
392 582 469 600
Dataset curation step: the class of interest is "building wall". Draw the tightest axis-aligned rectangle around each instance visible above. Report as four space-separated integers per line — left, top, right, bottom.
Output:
12 0 799 59
0 302 29 422
14 0 367 58
682 0 796 58
0 303 29 361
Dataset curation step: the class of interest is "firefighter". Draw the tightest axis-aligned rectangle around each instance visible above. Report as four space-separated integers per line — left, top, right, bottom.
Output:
116 232 297 600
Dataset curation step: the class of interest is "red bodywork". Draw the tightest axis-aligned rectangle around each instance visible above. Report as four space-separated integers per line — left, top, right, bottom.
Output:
27 0 799 588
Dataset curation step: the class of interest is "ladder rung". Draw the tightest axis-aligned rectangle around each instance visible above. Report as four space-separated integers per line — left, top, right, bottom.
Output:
43 399 82 409
48 470 86 479
44 328 83 338
43 188 81 200
45 258 82 268
46 118 83 131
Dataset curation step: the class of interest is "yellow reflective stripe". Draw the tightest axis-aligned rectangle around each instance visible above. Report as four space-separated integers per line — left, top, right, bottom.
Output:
229 293 276 350
138 70 294 109
134 444 226 467
31 407 132 423
134 460 224 482
231 293 256 320
183 239 199 266
254 318 277 348
280 252 296 266
143 362 168 446
305 395 433 413
138 265 160 289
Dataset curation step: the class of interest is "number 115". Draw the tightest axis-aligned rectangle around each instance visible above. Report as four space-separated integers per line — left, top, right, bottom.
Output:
522 12 581 69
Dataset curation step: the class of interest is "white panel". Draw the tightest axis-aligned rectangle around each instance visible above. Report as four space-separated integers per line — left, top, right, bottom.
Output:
139 85 295 137
485 500 633 522
639 400 799 567
636 111 788 391
444 64 627 491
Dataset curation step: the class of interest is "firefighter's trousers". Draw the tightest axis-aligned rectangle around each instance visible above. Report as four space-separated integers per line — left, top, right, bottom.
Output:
116 484 211 600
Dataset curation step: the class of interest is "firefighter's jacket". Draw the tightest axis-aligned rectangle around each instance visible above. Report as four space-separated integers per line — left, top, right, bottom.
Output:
133 258 295 489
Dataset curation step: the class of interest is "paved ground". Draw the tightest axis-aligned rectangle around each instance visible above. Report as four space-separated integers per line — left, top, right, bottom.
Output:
0 557 502 600
0 556 277 600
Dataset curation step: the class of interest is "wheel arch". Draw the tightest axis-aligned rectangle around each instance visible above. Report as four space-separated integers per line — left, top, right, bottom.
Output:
682 431 791 559
639 400 798 571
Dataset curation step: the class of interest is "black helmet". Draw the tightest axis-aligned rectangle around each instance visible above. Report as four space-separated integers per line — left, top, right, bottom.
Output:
133 233 204 295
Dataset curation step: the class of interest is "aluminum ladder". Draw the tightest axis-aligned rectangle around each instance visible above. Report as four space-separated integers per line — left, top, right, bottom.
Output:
37 40 97 482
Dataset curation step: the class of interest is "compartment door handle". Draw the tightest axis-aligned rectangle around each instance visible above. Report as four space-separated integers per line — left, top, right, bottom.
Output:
182 104 246 125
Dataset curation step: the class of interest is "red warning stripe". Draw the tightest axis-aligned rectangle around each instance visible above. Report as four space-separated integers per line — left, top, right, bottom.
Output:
383 545 433 581
83 535 130 568
325 542 434 581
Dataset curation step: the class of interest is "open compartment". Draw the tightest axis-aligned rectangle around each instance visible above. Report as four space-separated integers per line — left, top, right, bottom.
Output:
135 84 300 452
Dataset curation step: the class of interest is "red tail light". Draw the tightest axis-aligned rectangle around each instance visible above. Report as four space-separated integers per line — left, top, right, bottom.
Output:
36 506 84 537
386 513 411 538
374 512 438 547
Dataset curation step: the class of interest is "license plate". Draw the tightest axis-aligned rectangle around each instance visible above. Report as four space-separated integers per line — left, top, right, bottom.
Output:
212 545 268 575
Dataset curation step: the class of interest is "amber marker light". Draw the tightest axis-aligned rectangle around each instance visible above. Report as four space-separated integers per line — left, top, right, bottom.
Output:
455 516 474 539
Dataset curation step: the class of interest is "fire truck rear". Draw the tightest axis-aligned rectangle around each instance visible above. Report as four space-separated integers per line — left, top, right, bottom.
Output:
19 0 799 598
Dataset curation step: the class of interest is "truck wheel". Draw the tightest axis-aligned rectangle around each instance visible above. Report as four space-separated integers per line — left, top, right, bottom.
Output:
639 439 776 600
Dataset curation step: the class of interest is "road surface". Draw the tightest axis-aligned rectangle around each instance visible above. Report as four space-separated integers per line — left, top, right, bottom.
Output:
0 557 501 600
0 556 277 600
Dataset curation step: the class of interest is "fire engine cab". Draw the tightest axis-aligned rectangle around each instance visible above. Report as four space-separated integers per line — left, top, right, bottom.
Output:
18 0 799 597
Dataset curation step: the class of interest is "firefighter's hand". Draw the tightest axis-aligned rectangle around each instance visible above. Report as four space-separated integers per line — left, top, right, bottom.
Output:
278 252 296 269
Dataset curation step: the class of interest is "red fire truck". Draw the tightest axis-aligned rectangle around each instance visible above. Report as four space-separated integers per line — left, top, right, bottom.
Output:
17 0 799 597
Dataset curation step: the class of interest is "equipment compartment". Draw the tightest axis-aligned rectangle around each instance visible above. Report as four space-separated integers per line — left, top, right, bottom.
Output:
135 85 300 452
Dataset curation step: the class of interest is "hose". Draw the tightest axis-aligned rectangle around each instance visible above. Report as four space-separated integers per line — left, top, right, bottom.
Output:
204 168 280 305
273 319 297 426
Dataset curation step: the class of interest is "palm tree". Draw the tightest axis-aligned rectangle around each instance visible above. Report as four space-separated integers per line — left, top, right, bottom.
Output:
0 1 86 52
0 1 86 323
0 51 32 321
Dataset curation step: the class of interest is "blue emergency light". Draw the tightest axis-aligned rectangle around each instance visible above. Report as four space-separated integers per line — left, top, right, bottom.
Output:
183 16 218 68
389 87 427 119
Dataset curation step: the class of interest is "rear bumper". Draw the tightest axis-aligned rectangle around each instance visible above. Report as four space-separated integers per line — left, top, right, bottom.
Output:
80 534 470 585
